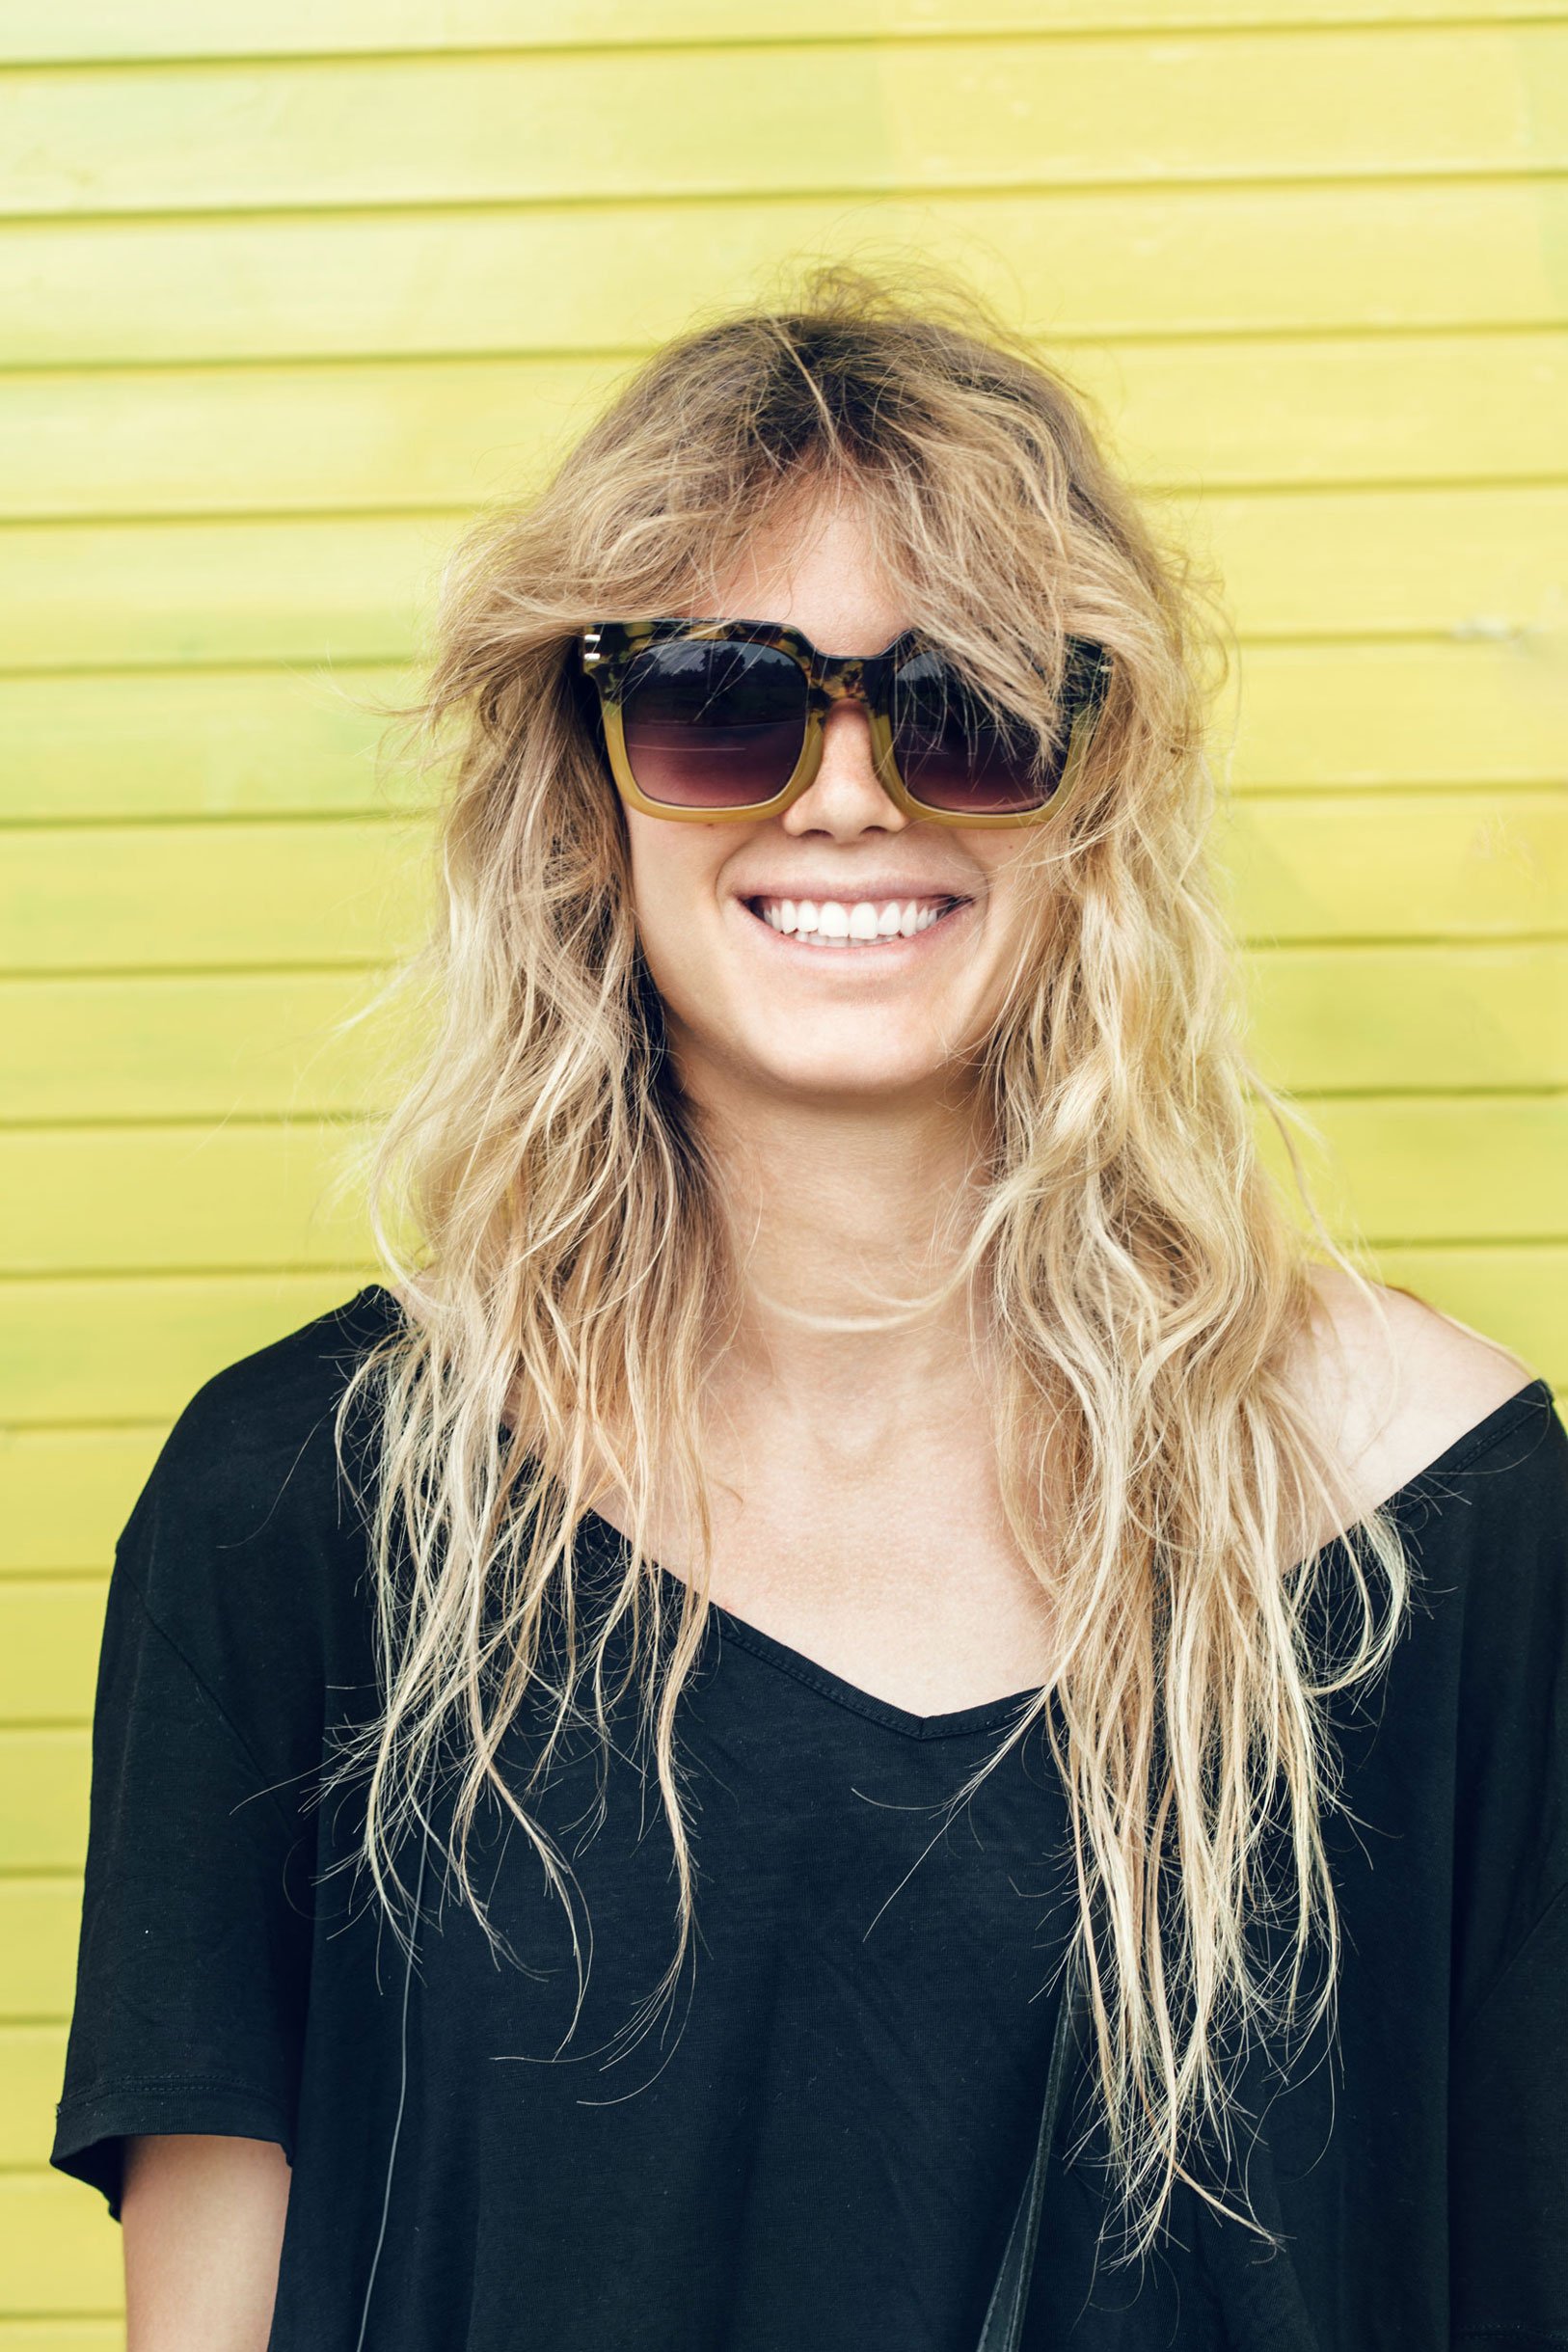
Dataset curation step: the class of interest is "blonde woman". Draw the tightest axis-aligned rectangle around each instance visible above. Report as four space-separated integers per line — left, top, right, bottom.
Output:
53 274 1567 2351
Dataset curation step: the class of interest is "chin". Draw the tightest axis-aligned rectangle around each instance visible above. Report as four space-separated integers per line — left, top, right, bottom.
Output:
662 987 987 1105
750 1037 958 1102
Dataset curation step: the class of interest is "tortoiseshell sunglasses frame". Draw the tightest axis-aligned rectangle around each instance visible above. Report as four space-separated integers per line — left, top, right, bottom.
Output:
578 618 1111 829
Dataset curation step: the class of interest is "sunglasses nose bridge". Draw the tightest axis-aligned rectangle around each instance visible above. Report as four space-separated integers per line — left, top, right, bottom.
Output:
810 653 884 714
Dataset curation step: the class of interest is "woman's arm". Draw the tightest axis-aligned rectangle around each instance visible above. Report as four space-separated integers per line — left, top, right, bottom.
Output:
122 2134 291 2352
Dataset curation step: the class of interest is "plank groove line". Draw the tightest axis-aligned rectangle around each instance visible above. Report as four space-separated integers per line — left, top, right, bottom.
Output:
3 0 1566 69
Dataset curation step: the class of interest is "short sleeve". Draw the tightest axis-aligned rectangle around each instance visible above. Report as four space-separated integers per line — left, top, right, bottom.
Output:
1446 1389 1568 2343
48 1429 319 2220
1450 1884 1568 2344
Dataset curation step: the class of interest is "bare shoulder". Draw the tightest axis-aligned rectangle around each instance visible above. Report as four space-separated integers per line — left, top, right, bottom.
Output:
1287 1264 1537 1521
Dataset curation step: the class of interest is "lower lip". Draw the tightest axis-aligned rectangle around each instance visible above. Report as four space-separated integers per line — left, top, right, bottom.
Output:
737 898 974 960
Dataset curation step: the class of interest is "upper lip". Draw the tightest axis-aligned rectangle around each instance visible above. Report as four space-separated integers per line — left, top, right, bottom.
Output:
738 882 972 904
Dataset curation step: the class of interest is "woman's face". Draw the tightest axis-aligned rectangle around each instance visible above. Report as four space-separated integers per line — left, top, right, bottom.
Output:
621 496 1048 1108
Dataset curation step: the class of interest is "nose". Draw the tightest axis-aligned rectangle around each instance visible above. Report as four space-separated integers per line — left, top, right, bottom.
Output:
780 699 908 840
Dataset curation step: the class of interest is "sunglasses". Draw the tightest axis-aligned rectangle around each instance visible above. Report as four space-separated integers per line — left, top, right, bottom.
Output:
578 618 1111 828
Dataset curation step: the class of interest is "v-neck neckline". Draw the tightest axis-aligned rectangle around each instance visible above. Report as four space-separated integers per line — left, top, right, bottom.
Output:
351 1286 1552 1744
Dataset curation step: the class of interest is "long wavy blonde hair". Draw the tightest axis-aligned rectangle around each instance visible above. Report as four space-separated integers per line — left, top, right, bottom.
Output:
328 262 1416 2260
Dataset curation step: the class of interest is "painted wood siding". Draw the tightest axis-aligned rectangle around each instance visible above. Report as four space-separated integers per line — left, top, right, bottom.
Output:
1 5 1564 2332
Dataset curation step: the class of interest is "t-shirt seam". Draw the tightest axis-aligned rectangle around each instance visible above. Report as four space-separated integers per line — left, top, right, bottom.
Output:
1453 1875 1568 2048
576 1498 1036 1740
712 1615 1035 1742
56 2072 294 2117
1440 1389 1566 2041
1408 1378 1557 1492
1452 2332 1568 2345
110 1554 304 1848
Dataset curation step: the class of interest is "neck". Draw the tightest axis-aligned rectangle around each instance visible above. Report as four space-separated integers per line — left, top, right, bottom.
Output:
688 1062 997 1435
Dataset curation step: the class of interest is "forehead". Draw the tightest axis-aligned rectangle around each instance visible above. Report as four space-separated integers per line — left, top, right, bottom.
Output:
703 487 910 662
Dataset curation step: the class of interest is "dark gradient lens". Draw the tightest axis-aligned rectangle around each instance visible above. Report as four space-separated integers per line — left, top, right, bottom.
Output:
618 639 808 809
890 650 1057 816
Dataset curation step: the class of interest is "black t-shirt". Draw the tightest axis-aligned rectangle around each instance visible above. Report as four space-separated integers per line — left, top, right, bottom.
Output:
51 1285 1568 2350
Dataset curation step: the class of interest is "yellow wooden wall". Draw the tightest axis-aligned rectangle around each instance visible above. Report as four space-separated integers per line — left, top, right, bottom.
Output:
2 1 1565 2333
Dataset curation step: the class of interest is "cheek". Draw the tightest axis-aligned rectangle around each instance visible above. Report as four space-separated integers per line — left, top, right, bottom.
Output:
961 849 1056 1019
624 816 732 1012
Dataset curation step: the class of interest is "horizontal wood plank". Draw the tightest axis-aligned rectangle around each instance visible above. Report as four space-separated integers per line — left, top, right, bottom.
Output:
0 664 422 822
1 355 617 523
0 1272 378 1425
8 332 1568 526
1370 1244 1566 1387
0 1732 92 1873
0 1882 84 2017
6 1092 1561 1285
1225 640 1568 793
0 2326 121 2350
1190 485 1568 645
2 489 1563 673
0 2174 122 2318
7 943 1562 1126
6 794 1561 978
0 513 443 673
1216 790 1568 944
1 1244 1563 1435
0 1432 165 1575
4 182 1564 371
2 2028 71 2167
6 639 1565 825
1254 1093 1568 1249
3 0 1561 68
1093 328 1568 495
1244 941 1568 1092
3 816 433 973
2 31 1561 223
1 970 419 1121
0 1586 106 1724
1 1124 375 1276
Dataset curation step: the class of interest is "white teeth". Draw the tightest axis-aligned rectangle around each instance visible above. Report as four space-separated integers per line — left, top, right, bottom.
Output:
750 895 958 947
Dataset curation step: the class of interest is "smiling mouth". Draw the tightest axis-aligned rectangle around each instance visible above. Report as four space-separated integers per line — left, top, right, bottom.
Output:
742 893 970 949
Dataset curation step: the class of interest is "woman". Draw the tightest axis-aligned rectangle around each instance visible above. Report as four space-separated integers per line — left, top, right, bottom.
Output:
52 270 1567 2350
